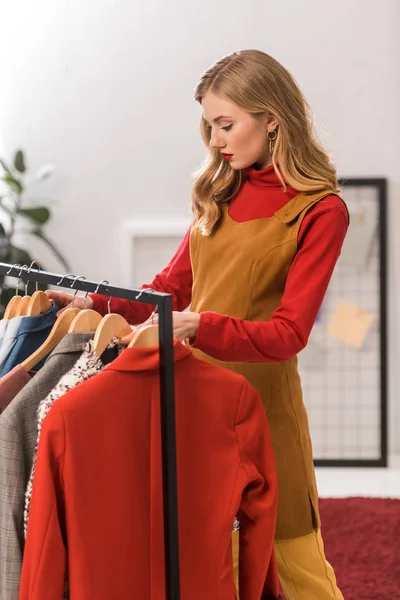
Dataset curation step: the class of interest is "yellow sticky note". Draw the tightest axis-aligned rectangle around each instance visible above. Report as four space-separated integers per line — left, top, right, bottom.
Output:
327 302 374 349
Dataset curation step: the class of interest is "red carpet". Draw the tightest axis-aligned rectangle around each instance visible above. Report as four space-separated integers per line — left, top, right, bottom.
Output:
319 497 400 599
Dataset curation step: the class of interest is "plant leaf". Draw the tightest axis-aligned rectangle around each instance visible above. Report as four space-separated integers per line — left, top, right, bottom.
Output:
0 236 11 261
31 229 71 271
0 202 15 219
14 150 26 173
9 245 35 267
0 158 13 176
18 206 50 225
0 234 8 261
2 174 23 194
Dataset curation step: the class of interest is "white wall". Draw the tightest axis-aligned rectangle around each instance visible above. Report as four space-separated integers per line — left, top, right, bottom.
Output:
0 0 399 453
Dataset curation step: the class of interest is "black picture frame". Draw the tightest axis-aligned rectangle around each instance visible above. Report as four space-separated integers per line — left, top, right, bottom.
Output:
314 178 388 468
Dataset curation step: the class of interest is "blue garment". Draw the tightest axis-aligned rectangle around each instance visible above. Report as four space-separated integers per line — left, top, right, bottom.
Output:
0 304 59 376
0 317 24 371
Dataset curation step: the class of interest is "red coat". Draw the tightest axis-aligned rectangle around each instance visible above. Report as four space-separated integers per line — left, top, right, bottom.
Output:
19 342 280 600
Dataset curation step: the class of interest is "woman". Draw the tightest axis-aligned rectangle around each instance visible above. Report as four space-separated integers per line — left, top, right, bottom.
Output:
49 50 348 599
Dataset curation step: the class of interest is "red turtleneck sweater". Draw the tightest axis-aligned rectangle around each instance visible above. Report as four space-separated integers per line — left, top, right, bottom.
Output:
91 165 348 362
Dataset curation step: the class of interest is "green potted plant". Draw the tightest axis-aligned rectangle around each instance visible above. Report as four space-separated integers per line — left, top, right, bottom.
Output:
0 149 70 317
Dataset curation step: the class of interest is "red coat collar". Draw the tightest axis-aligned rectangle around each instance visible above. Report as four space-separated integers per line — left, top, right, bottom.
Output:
105 340 192 372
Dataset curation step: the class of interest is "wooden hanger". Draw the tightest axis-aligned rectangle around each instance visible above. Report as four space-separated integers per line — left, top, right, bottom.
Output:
3 265 27 319
67 290 102 333
68 309 102 333
21 307 80 372
15 295 32 316
128 324 160 348
23 261 53 317
26 290 53 317
92 313 133 357
3 295 23 319
15 271 32 317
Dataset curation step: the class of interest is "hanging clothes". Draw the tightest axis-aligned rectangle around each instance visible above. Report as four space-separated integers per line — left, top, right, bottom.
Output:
0 304 59 377
0 317 9 349
19 342 280 600
0 316 24 372
0 332 94 600
24 338 121 538
0 365 31 414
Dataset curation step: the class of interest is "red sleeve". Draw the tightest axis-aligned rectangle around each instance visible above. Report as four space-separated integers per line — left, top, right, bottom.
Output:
90 227 193 325
192 198 349 362
235 380 280 600
18 405 67 599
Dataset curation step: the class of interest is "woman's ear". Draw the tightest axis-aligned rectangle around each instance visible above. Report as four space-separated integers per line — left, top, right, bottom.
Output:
267 114 279 133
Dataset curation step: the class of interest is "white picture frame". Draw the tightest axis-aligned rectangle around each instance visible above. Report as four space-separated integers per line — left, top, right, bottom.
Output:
119 217 191 287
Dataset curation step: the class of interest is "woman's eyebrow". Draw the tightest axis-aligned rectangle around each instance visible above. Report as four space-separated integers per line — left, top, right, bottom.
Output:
203 115 232 124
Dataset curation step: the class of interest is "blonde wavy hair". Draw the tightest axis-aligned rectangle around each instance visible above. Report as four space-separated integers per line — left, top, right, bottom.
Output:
192 49 339 235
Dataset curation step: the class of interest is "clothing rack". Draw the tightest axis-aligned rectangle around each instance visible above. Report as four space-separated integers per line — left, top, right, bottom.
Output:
0 262 181 600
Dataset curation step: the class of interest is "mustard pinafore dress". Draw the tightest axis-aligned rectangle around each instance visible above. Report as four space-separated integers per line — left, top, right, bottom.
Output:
189 190 336 540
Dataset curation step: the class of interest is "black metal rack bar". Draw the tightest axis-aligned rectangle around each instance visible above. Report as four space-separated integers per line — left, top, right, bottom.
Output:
0 262 181 600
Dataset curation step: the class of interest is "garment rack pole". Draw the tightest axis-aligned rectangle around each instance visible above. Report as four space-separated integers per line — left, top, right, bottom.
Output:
0 262 181 600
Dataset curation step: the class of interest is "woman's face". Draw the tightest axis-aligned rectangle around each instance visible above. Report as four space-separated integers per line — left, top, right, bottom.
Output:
201 91 277 170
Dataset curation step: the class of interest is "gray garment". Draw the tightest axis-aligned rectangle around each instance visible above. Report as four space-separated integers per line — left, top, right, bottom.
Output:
24 339 115 538
0 332 93 600
0 319 9 351
0 317 23 371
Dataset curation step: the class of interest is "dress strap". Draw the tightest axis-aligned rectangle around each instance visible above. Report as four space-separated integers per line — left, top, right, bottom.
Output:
275 190 339 224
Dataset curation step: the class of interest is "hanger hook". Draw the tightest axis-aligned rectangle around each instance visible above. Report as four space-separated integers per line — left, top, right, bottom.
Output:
135 288 156 301
94 279 109 295
27 261 41 292
56 274 76 287
0 263 21 306
135 289 157 326
18 265 30 295
28 260 41 272
70 275 86 289
69 276 86 309
83 290 90 310
6 263 22 276
10 264 24 296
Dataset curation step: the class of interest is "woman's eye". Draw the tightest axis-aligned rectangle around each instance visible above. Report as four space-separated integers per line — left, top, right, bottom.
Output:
222 124 233 131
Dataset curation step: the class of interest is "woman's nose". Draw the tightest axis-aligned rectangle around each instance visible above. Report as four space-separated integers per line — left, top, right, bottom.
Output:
210 132 225 148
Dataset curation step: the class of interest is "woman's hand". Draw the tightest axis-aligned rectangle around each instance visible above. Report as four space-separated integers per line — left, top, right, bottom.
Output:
45 290 93 316
121 311 200 345
167 311 200 342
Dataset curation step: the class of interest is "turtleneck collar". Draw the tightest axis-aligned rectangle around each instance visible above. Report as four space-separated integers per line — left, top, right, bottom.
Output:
243 163 289 190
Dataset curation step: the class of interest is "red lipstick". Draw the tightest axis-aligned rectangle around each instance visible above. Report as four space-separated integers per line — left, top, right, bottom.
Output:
222 153 233 161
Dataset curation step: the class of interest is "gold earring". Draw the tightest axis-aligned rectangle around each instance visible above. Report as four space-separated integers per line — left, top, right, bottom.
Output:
267 129 278 155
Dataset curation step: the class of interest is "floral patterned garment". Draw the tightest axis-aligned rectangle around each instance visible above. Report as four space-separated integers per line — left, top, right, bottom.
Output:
24 339 122 539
